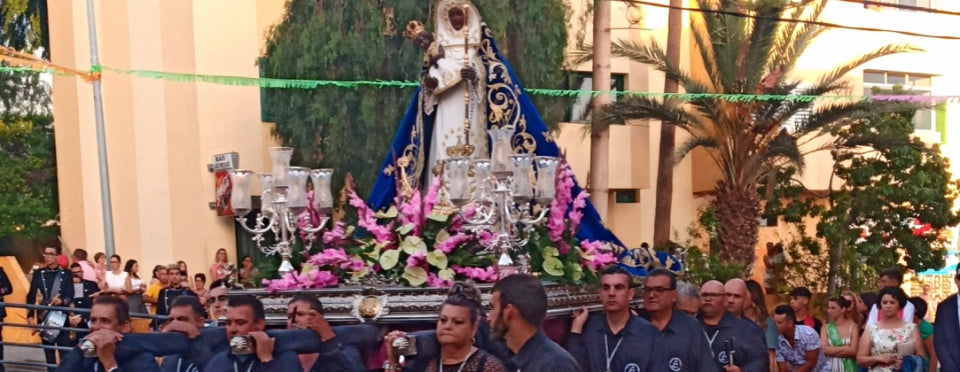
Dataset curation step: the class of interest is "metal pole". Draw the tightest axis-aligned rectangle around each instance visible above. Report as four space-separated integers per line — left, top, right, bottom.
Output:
84 0 116 257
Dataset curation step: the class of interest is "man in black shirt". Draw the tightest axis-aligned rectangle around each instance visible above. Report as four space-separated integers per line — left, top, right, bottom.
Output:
639 269 718 372
156 264 196 316
67 263 100 343
789 287 822 333
700 280 769 372
566 265 661 372
28 244 75 371
490 274 581 372
0 265 11 372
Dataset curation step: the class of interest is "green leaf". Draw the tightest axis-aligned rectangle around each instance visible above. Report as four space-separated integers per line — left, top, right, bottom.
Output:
400 236 427 255
427 212 449 223
543 246 560 257
543 257 565 276
375 206 399 219
427 250 449 269
380 249 400 270
396 223 415 235
438 268 455 281
403 266 428 286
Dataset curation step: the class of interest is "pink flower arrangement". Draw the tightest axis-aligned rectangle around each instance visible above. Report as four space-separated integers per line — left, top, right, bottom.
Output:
435 233 471 254
579 240 618 270
349 189 393 244
406 250 426 267
427 272 453 288
452 265 498 282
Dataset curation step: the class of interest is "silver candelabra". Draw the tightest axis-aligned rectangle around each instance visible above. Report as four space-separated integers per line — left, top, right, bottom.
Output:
445 125 560 275
228 147 334 276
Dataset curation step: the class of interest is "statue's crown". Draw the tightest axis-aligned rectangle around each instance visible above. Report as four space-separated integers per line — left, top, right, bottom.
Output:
404 20 426 39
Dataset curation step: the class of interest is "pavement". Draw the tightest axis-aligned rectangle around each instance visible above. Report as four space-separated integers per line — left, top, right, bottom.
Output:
2 345 50 372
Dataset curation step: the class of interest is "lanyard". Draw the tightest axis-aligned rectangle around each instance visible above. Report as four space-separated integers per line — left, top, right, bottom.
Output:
604 334 624 372
438 348 477 372
703 329 719 358
234 360 254 372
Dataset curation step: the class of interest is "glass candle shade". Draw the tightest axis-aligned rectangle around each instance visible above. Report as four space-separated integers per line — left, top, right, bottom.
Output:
445 157 472 207
285 167 310 215
509 154 534 203
310 168 335 215
488 125 515 178
535 156 560 206
229 170 254 217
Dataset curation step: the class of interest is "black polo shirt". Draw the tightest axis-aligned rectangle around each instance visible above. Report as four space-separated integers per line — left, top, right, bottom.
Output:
701 312 770 372
509 331 582 372
639 309 720 372
565 313 663 372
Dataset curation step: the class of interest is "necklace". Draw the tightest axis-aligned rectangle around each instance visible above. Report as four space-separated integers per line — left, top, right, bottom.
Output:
438 347 476 372
604 334 624 372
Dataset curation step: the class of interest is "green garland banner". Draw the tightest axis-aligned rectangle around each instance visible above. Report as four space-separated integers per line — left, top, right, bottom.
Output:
4 64 959 104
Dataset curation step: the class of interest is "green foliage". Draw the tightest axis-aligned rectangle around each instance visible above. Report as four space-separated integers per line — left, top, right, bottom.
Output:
683 248 747 287
765 105 960 293
260 0 571 195
0 115 58 238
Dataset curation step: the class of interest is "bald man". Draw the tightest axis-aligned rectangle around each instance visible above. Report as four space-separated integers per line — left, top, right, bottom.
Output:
700 281 770 372
724 279 749 317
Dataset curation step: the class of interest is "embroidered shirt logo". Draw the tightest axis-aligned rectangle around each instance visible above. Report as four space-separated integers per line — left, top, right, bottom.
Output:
668 357 683 372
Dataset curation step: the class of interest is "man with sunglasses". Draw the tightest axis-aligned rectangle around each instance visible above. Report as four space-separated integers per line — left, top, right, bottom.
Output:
638 269 718 372
28 244 75 372
205 279 229 323
934 268 960 372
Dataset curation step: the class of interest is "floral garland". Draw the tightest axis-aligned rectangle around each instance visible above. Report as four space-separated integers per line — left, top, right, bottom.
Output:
262 160 618 291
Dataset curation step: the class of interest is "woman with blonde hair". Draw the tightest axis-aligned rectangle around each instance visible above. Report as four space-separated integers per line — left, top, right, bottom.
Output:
209 248 229 282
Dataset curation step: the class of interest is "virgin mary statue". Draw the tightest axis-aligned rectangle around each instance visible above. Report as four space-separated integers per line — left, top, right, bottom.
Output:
369 0 658 269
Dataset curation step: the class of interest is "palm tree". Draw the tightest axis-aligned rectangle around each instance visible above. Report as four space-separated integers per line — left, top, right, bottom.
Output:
574 0 920 268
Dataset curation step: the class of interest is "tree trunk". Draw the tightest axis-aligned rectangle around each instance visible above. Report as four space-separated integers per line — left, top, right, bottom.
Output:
589 0 611 221
714 181 761 268
827 240 843 294
653 0 684 249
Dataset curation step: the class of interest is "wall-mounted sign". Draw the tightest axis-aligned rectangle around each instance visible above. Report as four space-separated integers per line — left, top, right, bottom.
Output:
211 152 239 216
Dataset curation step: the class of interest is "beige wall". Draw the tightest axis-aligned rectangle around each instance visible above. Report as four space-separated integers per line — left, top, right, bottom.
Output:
50 0 285 280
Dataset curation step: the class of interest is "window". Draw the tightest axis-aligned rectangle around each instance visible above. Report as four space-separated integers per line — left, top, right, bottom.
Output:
862 70 936 131
783 85 814 133
865 0 932 9
568 73 627 122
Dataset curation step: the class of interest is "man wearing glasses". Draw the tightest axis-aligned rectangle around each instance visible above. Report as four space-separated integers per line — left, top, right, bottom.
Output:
205 279 230 323
638 269 717 372
27 244 74 371
699 281 768 372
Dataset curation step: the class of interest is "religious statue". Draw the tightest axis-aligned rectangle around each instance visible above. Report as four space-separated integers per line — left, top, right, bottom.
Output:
369 0 630 261
403 1 487 187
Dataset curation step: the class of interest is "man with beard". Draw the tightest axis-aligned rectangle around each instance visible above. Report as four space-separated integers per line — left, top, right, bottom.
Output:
56 296 159 372
566 265 661 372
489 274 581 372
699 281 768 372
156 265 196 316
639 269 717 372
